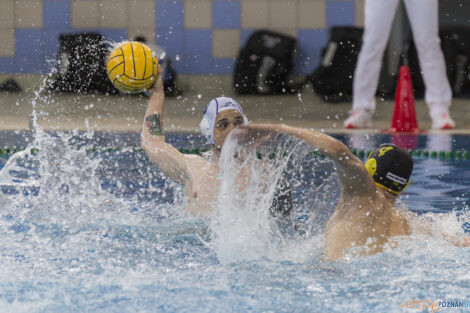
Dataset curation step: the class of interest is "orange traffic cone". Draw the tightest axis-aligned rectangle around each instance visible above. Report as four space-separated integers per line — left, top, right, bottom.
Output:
389 65 419 133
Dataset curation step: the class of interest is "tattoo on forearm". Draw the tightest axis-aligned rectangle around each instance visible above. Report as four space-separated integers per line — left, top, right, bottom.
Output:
145 113 163 136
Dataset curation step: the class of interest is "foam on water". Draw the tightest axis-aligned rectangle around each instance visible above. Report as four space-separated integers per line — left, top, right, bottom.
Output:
1 73 470 311
206 132 331 264
3 134 470 294
2 128 470 312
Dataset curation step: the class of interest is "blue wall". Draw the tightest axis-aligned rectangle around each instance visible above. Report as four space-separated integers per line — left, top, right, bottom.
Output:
0 0 358 75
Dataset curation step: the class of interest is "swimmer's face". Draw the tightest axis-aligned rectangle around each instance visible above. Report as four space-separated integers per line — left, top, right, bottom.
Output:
213 110 244 148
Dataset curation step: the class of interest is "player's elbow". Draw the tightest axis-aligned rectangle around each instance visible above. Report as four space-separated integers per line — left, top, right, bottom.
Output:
141 131 153 152
141 133 165 156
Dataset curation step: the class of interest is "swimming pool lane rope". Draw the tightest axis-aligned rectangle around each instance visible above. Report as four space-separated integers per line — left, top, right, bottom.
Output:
0 146 468 160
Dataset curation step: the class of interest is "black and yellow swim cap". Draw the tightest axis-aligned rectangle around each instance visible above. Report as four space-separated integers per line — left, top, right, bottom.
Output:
365 144 413 194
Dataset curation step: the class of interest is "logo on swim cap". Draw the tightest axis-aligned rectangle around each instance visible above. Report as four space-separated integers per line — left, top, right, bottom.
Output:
200 97 248 145
385 172 408 185
378 146 393 157
365 144 413 194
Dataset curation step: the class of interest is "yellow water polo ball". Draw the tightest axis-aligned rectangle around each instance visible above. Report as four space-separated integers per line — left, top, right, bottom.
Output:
107 41 158 93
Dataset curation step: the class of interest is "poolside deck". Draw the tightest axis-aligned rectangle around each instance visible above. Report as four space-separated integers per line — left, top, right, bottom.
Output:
1 75 469 134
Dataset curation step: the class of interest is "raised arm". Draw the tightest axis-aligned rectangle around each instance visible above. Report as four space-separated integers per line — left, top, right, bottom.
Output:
141 66 189 185
240 123 376 195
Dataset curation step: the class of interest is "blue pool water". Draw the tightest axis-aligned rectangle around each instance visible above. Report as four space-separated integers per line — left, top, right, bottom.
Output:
0 130 469 312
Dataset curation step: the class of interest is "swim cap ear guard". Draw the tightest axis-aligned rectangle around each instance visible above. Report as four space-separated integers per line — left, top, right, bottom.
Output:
365 144 413 194
200 117 211 142
200 97 248 145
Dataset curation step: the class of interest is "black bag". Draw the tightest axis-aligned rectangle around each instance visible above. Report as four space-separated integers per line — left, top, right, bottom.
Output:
233 30 297 95
161 58 179 97
310 26 427 102
378 27 470 99
133 37 181 97
309 27 363 102
47 33 118 94
440 26 470 97
0 78 21 93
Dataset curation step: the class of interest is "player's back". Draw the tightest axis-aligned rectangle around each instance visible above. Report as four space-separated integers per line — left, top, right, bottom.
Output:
323 188 410 260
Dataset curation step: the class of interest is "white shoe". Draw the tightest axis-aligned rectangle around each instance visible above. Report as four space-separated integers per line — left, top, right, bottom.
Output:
431 111 455 129
344 108 373 129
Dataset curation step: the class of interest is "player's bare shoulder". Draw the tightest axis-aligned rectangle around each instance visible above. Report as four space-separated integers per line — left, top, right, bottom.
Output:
183 153 218 181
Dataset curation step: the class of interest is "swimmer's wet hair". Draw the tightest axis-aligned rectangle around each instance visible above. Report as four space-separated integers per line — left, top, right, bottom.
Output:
365 143 414 194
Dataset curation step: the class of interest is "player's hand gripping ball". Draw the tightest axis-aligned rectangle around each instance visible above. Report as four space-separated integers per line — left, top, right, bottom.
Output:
107 41 158 93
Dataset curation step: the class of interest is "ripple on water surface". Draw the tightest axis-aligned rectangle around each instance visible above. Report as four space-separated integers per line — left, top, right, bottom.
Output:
0 130 470 312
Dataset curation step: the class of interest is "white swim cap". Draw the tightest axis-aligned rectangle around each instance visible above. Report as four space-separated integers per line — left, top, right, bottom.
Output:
200 97 248 145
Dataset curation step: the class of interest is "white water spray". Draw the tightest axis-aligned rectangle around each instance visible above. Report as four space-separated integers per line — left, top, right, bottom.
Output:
207 133 329 264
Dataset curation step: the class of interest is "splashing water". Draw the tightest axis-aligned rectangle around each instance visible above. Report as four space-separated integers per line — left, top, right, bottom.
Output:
0 66 115 226
2 127 470 312
2 67 470 311
206 132 337 264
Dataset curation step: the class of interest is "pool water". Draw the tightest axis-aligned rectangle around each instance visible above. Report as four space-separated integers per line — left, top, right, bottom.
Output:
0 130 469 313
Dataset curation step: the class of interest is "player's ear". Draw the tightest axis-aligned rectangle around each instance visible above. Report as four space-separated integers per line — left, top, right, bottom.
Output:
365 158 377 176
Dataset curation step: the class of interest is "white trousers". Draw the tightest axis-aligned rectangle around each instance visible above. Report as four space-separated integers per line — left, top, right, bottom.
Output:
352 0 452 117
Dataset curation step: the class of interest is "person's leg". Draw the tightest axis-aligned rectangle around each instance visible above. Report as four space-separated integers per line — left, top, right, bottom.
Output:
404 0 454 128
346 0 400 128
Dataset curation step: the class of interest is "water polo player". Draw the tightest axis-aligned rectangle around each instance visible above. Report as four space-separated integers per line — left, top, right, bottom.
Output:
237 123 470 260
141 67 291 217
